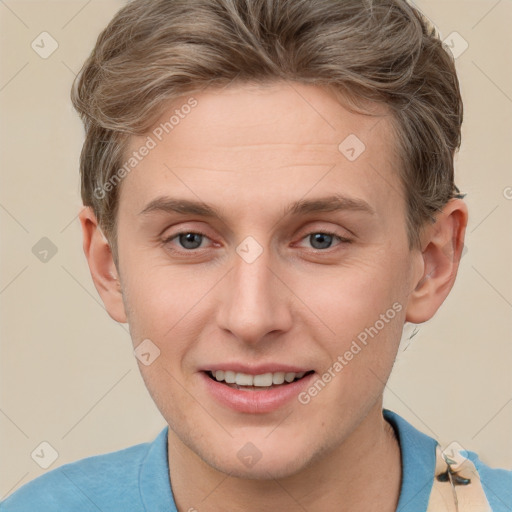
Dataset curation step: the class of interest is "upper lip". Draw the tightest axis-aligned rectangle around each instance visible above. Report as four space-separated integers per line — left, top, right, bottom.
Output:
201 363 314 375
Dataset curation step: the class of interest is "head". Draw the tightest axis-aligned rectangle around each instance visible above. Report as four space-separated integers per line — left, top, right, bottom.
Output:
73 0 468 478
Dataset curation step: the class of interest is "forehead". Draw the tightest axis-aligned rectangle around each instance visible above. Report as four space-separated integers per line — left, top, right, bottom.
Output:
120 82 404 223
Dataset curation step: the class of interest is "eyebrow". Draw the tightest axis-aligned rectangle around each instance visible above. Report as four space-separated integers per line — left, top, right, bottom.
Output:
139 194 376 221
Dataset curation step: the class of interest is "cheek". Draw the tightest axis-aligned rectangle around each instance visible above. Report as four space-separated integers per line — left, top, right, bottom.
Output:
120 235 409 353
121 264 219 360
297 257 407 380
295 257 403 330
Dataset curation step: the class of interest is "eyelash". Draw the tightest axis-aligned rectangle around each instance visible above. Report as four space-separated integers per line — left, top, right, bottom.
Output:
161 230 352 255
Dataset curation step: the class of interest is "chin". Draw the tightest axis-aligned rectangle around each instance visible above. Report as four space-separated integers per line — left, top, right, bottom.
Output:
184 428 322 481
204 447 313 481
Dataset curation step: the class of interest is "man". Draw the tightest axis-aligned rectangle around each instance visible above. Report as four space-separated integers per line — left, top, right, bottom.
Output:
1 0 510 510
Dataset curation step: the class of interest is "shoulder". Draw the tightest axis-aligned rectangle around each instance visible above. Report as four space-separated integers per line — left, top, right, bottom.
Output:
466 449 512 510
0 430 167 512
383 409 512 511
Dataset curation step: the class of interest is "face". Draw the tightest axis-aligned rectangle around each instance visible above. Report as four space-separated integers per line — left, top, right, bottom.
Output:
114 82 422 478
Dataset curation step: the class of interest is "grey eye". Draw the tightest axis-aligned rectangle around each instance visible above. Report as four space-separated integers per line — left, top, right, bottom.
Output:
309 233 336 250
178 233 204 250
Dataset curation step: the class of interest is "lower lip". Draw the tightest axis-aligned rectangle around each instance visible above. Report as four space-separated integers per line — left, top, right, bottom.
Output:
200 371 316 414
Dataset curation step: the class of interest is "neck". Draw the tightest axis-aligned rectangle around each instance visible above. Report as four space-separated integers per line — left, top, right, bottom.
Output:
167 402 402 512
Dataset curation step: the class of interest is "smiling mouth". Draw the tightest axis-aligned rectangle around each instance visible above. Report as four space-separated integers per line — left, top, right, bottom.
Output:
205 370 315 390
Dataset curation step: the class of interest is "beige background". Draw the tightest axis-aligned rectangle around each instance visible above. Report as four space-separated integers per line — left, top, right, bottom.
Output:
1 0 511 499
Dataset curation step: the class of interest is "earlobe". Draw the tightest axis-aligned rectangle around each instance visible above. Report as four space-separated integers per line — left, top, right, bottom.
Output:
405 199 468 324
78 207 127 323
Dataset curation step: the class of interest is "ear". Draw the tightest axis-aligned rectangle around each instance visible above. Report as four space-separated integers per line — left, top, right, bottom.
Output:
78 207 127 323
405 198 468 324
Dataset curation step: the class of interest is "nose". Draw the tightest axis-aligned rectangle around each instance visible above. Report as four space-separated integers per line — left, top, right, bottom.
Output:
215 242 293 346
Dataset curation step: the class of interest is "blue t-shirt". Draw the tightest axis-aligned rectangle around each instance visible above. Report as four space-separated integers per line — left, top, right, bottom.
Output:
1 409 510 511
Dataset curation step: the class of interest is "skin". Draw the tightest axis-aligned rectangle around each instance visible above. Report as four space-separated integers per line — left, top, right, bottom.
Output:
79 81 468 511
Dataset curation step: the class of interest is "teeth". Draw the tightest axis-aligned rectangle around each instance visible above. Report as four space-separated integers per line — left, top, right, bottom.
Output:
253 373 273 386
272 372 285 385
224 370 236 383
237 373 254 386
209 370 309 386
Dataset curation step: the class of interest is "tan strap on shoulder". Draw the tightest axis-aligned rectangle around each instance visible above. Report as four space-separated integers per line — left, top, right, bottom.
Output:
426 443 492 512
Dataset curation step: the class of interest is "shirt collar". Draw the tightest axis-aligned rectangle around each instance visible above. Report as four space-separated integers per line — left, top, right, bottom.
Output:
138 426 177 511
383 408 438 511
139 410 438 511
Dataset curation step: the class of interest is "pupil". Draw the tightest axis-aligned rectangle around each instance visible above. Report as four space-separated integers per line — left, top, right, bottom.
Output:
311 233 332 249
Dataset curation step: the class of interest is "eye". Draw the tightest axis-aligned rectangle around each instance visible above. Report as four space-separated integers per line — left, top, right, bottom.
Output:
298 231 352 251
161 229 352 255
163 231 212 251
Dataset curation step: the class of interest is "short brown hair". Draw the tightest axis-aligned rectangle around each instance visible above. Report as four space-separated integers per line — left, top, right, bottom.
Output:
71 0 465 262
